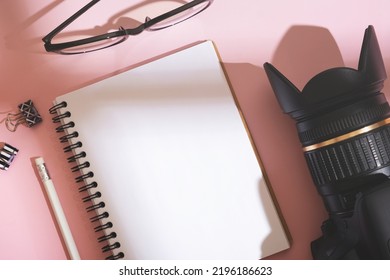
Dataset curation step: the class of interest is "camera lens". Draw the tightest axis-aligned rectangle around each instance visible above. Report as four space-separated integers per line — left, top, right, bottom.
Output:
264 26 389 215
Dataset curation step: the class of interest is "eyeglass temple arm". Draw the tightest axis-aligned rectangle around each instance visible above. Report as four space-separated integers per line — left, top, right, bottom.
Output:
42 0 101 43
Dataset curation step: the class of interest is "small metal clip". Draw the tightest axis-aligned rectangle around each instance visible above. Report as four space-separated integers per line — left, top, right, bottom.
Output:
0 143 19 171
1 100 42 132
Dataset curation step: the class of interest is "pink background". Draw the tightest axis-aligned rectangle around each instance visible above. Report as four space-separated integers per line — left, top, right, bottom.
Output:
0 0 389 259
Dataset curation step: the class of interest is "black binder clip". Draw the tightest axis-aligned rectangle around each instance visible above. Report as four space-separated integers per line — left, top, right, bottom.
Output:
0 100 42 132
0 143 19 170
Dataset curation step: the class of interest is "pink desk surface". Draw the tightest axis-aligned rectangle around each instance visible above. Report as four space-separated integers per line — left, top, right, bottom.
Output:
0 0 389 260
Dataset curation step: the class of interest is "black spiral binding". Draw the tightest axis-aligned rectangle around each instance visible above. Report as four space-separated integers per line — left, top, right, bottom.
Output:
49 101 125 260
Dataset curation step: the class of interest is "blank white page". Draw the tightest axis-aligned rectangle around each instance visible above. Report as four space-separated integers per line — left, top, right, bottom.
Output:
54 41 289 259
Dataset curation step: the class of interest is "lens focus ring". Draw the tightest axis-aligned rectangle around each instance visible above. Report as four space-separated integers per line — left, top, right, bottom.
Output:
305 125 390 186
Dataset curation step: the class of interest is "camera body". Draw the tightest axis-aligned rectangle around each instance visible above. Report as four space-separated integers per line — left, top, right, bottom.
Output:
264 26 390 259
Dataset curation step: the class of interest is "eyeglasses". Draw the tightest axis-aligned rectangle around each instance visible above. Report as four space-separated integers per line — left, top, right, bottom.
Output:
42 0 213 55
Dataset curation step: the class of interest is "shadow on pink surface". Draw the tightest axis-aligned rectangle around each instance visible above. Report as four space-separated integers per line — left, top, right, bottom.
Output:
223 25 369 259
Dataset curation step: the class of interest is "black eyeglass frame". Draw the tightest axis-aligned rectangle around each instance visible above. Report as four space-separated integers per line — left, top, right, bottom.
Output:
42 0 213 54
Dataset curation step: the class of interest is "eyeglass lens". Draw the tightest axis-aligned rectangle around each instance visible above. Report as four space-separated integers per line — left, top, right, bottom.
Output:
146 0 211 30
57 28 128 54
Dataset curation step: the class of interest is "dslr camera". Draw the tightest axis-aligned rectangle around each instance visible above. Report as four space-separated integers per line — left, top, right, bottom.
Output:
264 26 390 259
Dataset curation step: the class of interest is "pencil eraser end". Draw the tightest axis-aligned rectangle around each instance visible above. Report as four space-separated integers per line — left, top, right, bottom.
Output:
35 157 45 165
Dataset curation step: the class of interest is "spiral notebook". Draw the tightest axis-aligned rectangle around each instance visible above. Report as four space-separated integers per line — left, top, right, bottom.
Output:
49 41 290 260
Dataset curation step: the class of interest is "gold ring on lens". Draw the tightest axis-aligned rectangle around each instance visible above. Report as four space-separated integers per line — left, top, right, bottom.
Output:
303 117 390 152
